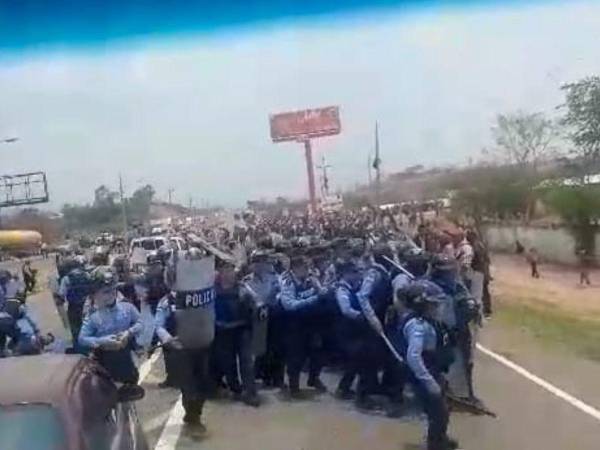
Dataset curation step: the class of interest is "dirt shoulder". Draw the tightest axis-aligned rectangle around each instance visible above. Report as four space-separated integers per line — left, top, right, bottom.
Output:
492 253 600 319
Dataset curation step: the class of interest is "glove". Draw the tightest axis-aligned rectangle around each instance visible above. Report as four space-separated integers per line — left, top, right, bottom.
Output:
99 335 123 351
165 337 184 351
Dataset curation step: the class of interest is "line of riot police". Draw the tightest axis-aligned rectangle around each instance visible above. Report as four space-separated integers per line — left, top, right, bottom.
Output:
47 222 489 449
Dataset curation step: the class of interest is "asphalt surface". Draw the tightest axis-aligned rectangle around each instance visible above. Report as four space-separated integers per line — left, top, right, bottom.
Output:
10 258 600 450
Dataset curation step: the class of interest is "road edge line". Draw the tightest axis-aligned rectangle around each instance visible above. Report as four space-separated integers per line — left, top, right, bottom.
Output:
476 343 600 422
139 349 161 383
154 396 185 450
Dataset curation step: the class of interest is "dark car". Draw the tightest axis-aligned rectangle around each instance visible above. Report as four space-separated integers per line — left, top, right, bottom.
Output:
0 354 149 450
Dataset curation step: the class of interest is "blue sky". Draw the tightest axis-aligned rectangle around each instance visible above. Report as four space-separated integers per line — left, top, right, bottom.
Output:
1 0 599 208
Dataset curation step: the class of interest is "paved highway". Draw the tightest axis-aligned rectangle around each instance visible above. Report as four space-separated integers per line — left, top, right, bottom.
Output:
13 258 600 450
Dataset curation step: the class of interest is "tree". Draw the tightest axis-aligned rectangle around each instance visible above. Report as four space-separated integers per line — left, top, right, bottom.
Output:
93 185 117 208
544 184 600 254
560 76 600 177
128 184 155 221
490 111 558 172
445 164 530 230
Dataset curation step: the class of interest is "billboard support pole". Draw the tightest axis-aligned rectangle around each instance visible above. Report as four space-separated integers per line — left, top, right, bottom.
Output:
303 140 317 213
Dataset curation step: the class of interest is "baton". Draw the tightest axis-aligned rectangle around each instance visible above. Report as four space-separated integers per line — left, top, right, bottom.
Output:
382 255 416 280
379 331 404 364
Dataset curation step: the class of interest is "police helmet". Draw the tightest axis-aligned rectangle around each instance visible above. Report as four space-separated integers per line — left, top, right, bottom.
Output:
399 283 441 311
250 249 273 264
157 244 172 257
186 247 205 260
89 267 118 293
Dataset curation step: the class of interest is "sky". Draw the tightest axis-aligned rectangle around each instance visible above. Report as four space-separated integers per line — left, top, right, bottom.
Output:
1 0 600 209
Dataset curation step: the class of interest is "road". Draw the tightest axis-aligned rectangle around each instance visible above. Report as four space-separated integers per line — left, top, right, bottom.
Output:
9 258 600 450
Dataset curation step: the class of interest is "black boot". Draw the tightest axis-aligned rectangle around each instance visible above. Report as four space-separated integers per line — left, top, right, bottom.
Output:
307 377 328 393
241 391 261 407
288 375 302 398
334 388 356 400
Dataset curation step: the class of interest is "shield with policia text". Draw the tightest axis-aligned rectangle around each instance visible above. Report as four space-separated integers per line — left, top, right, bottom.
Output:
170 252 216 350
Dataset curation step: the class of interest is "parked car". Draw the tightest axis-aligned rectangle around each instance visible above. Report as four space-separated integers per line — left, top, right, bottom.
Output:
0 354 148 450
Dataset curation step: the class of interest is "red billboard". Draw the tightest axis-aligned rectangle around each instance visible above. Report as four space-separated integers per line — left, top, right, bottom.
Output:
269 106 341 142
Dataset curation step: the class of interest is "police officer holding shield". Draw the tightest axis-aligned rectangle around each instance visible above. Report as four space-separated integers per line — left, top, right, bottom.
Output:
154 248 216 435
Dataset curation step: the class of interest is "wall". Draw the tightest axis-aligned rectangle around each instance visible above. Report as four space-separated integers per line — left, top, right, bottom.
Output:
484 225 589 265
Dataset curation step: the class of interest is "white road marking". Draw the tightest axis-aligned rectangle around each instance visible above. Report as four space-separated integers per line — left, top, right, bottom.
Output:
154 397 185 450
147 342 600 449
477 343 600 422
138 350 161 383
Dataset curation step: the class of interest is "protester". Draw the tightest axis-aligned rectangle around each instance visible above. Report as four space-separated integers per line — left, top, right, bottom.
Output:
525 247 540 278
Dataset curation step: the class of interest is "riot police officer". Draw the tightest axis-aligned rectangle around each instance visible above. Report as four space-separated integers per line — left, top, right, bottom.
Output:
398 283 458 450
334 261 364 402
280 256 328 397
429 254 480 404
135 263 174 388
154 248 216 435
242 250 281 388
59 257 92 352
213 259 260 406
79 268 143 385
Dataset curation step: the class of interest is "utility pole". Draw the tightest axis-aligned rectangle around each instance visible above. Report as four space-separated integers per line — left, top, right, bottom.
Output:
167 187 175 205
373 121 382 206
119 173 128 239
302 140 318 213
316 155 332 198
188 196 193 214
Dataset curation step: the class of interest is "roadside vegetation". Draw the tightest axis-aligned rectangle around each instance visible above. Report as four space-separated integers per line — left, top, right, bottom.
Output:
495 295 600 362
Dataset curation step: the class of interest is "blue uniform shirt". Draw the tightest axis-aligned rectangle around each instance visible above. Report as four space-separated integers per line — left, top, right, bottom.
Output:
403 316 441 395
79 301 142 348
154 295 175 343
335 280 361 320
356 266 386 328
15 305 40 341
279 271 320 312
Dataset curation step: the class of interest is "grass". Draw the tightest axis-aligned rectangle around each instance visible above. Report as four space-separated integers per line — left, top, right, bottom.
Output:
496 298 600 362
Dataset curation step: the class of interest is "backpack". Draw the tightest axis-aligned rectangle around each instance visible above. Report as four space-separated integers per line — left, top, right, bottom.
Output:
66 269 92 306
397 312 455 374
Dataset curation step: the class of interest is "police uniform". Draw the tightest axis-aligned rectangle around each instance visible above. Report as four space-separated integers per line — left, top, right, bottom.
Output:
355 261 392 401
399 287 456 450
1 299 42 356
154 252 216 428
429 260 479 401
279 268 326 394
79 299 143 383
213 277 257 403
242 269 282 388
59 267 91 352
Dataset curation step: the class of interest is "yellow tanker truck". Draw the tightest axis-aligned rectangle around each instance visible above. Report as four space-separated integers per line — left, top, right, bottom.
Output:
0 230 42 254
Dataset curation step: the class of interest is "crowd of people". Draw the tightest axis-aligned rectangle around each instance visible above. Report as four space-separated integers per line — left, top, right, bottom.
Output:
0 208 492 450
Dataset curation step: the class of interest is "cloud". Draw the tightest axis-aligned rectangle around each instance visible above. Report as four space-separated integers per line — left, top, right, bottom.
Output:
0 0 599 208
